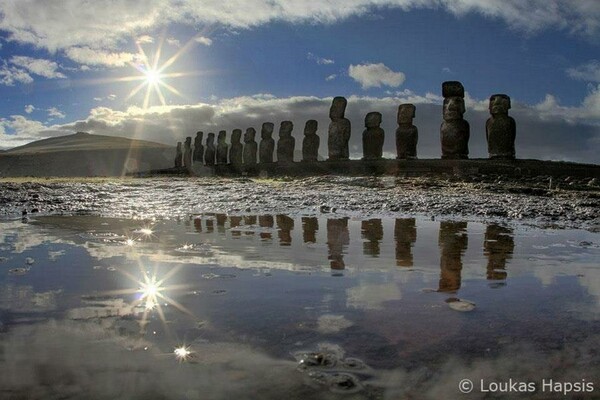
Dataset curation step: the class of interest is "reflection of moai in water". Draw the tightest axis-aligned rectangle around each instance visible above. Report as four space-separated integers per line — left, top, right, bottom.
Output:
486 94 516 160
302 120 320 162
396 104 418 159
259 215 274 240
362 112 384 160
276 214 294 246
327 96 351 160
243 128 258 165
174 142 183 168
361 219 383 257
193 131 204 164
259 122 275 163
327 218 350 270
183 136 193 170
438 221 468 292
229 216 242 237
441 81 470 159
216 131 228 164
395 218 416 267
302 217 318 243
277 121 295 163
484 224 514 280
229 129 243 166
216 214 227 233
205 133 216 166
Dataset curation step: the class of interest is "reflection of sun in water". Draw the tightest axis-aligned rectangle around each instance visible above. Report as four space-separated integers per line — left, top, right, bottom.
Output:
174 345 193 362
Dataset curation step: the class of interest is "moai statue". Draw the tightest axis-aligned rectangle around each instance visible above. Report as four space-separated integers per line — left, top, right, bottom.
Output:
193 131 204 164
229 129 243 165
216 130 228 164
486 94 516 160
243 128 258 165
302 120 319 162
362 111 384 160
183 136 193 170
205 132 216 166
327 96 351 160
396 104 418 159
174 142 183 168
277 120 295 163
259 122 275 163
440 81 470 159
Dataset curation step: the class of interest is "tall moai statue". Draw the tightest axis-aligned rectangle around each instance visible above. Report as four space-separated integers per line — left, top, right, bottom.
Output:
229 129 243 166
259 122 275 163
302 120 319 162
183 136 193 170
327 96 351 160
216 130 228 164
396 104 418 159
193 131 204 164
243 128 258 165
362 111 384 160
277 120 295 163
205 132 216 166
174 142 183 168
486 94 516 160
441 81 470 159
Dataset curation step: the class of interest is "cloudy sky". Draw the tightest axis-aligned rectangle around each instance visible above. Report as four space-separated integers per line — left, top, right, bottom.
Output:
0 0 599 162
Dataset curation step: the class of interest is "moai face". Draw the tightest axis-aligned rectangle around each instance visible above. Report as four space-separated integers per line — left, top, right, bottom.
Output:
176 142 182 150
397 104 416 124
304 120 318 135
185 136 192 147
218 130 226 143
280 121 293 136
231 129 242 143
245 128 256 142
196 131 203 141
207 132 215 144
329 96 347 120
489 94 511 115
261 122 274 139
365 112 382 128
443 97 466 121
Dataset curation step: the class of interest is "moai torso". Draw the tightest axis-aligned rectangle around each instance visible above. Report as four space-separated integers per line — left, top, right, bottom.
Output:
183 137 193 169
362 112 384 160
259 122 275 163
396 104 418 159
486 94 516 159
229 129 243 165
440 81 469 159
243 128 257 165
277 120 295 163
205 133 216 166
302 119 319 162
174 142 183 168
193 131 204 163
216 130 228 164
327 96 351 160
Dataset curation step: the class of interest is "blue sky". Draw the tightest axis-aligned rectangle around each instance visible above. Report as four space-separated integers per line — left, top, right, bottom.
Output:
0 1 599 162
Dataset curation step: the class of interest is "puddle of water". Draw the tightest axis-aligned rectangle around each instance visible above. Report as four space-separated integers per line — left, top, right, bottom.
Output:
0 214 599 399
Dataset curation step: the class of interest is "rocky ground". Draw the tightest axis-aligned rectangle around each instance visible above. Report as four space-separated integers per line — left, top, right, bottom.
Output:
0 174 599 231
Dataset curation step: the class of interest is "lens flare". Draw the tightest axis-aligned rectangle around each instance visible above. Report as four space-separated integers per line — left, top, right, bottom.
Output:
174 345 192 362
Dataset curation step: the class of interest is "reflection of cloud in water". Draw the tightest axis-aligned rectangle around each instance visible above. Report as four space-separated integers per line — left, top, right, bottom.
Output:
316 314 353 334
346 282 401 310
534 265 600 308
0 284 62 313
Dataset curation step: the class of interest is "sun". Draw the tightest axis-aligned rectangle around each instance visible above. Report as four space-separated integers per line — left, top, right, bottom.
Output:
144 68 162 85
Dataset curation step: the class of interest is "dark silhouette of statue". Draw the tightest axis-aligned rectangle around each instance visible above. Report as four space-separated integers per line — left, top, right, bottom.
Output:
259 122 275 163
193 131 204 164
302 217 318 243
302 120 319 162
174 142 183 168
229 129 243 166
362 112 384 160
230 216 242 237
438 221 468 292
484 224 513 280
243 128 258 165
396 104 418 159
327 96 351 160
276 214 294 245
277 121 295 163
216 130 228 164
183 136 193 170
395 218 416 267
205 133 216 166
327 217 349 270
361 218 383 257
259 215 274 239
441 81 469 159
486 94 516 160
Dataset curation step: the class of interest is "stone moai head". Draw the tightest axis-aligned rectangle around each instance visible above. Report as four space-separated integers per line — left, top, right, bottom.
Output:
218 130 226 143
304 120 318 135
176 142 182 150
261 122 274 139
442 81 466 121
280 121 293 137
196 131 203 140
207 132 215 144
329 96 347 120
365 112 382 128
442 81 465 98
245 128 256 142
231 129 242 143
489 94 511 115
397 104 416 124
185 136 192 147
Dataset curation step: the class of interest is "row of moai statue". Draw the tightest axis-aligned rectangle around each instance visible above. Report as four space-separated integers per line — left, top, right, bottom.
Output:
174 81 516 168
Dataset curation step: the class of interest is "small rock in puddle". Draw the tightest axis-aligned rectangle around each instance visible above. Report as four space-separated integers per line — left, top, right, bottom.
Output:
446 297 476 312
9 267 29 276
328 372 363 394
25 257 35 265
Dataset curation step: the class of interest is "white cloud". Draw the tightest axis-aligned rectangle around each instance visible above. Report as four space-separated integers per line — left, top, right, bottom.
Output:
9 56 66 79
47 107 66 119
24 105 35 114
0 64 33 86
194 36 213 46
65 47 137 68
136 35 154 44
307 52 334 65
325 74 337 81
167 37 181 47
93 94 118 102
349 63 405 89
567 60 600 82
